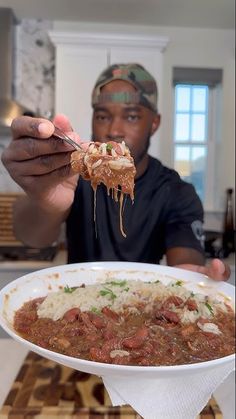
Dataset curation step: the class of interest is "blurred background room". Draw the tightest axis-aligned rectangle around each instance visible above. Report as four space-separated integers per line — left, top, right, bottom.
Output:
0 3 235 418
0 0 234 281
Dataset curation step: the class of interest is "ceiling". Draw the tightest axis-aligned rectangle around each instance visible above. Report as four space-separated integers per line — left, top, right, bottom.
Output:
0 0 234 29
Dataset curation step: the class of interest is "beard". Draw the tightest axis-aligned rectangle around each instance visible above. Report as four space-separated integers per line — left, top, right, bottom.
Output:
132 134 151 166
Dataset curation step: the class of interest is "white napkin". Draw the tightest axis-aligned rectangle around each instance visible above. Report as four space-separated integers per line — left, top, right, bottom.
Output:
214 370 235 419
102 360 235 419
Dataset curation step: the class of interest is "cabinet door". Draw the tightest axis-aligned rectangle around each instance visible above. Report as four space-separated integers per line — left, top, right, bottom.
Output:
110 48 163 159
55 46 108 138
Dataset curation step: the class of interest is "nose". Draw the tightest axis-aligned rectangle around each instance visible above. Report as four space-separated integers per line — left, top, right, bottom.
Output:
106 117 125 141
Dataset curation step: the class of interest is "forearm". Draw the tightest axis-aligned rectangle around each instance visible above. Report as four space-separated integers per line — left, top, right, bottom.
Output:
13 196 70 248
166 247 205 266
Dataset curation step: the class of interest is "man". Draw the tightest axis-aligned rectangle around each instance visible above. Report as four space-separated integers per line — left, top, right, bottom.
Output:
1 63 230 280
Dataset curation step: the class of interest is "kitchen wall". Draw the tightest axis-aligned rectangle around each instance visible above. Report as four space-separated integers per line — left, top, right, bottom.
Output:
0 18 54 193
15 19 55 118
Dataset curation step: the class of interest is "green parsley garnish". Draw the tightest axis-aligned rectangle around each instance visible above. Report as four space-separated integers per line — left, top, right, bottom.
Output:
91 306 101 314
190 292 195 297
106 280 127 287
106 143 113 152
99 287 117 301
172 280 183 287
64 285 77 293
205 302 214 315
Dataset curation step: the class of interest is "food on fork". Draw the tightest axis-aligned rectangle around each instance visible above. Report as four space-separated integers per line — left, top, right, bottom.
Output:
70 141 136 237
71 141 136 199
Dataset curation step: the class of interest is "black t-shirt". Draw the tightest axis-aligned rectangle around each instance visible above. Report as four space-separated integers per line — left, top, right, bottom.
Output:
66 156 205 264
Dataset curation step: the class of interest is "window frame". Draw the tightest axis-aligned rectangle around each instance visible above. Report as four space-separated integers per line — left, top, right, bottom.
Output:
173 83 220 211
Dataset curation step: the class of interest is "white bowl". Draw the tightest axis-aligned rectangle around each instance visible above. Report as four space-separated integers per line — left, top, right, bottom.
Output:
0 261 234 379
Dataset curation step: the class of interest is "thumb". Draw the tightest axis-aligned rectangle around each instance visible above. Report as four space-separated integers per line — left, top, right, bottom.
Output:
208 258 230 281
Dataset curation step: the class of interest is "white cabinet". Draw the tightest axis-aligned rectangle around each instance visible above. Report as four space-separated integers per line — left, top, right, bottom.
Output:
49 30 168 159
55 46 107 140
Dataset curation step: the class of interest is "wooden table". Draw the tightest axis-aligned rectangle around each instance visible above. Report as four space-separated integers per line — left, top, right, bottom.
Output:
0 347 224 418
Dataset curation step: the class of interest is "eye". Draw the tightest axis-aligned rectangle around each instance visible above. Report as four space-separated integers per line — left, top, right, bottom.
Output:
94 113 110 122
126 114 141 122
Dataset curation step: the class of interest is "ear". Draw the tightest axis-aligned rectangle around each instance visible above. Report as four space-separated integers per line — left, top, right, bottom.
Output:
151 113 161 136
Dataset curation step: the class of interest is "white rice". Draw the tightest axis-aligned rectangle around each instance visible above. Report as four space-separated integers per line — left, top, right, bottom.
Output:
37 278 232 324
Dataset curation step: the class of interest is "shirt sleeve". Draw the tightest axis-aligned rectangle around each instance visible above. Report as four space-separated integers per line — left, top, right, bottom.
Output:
164 181 205 255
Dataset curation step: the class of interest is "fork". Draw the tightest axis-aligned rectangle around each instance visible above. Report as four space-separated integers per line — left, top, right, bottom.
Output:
52 125 83 151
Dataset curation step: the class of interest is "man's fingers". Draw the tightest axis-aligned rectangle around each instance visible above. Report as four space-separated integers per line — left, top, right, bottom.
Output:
2 137 75 163
176 259 231 281
11 152 73 176
18 166 78 194
208 259 230 281
175 264 207 275
11 116 55 140
53 114 73 133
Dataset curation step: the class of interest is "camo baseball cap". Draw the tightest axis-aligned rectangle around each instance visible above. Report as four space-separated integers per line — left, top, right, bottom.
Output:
92 63 158 113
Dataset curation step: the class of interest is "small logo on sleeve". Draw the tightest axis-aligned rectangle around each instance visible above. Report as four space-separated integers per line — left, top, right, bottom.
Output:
191 220 205 247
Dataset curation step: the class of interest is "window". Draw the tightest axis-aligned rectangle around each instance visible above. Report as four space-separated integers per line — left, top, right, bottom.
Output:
174 84 208 202
173 68 223 209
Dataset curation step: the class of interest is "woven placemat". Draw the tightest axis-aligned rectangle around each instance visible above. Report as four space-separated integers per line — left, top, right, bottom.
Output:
0 351 222 418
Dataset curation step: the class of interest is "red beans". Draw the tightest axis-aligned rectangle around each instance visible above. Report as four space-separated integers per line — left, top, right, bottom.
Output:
122 326 149 349
155 309 180 324
185 299 198 311
89 347 110 363
63 308 81 322
14 298 235 366
101 306 120 321
162 296 183 309
103 337 122 352
88 312 107 329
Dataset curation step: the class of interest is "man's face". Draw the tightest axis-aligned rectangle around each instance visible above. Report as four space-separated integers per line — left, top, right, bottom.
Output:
92 80 160 165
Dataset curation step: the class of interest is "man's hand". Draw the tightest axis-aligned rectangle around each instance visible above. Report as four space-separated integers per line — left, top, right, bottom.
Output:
176 258 231 281
1 114 86 248
1 114 81 214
